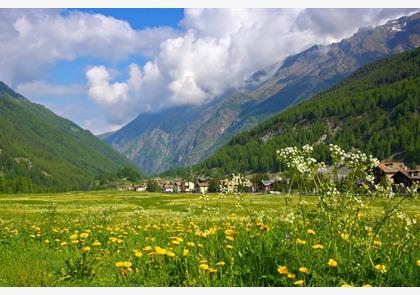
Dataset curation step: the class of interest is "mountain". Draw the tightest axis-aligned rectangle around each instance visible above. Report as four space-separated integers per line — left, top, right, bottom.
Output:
0 82 135 193
103 13 420 175
187 47 420 175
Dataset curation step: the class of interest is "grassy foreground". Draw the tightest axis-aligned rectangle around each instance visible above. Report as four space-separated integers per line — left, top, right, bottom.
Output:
0 191 419 287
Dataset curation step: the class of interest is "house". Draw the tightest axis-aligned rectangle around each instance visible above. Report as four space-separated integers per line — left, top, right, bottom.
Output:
392 168 420 188
195 177 210 194
160 182 174 193
173 181 183 193
136 184 147 192
220 179 235 193
260 179 275 193
373 161 407 184
182 181 195 193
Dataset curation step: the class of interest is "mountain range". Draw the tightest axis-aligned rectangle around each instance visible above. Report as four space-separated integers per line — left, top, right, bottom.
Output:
102 12 420 175
187 47 420 176
0 82 133 192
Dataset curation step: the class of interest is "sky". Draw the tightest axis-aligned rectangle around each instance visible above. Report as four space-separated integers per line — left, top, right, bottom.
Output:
0 8 418 134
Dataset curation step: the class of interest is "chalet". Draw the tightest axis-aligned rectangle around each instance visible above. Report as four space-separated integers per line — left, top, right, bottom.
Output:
195 177 210 194
261 179 275 193
173 181 183 193
392 169 420 188
161 182 174 193
182 181 195 193
373 161 407 184
136 184 147 192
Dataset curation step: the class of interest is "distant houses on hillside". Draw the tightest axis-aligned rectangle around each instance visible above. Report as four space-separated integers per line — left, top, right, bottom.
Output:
374 161 420 187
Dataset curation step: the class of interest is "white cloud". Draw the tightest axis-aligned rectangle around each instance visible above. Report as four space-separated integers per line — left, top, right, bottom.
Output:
86 8 418 125
0 9 179 86
16 80 85 97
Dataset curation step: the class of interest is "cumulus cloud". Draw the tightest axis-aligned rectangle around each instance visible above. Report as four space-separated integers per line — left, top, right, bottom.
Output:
0 9 179 86
16 80 85 97
86 8 418 125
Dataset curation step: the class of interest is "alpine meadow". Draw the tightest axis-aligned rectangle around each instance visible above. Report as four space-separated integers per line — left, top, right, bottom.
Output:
0 8 419 288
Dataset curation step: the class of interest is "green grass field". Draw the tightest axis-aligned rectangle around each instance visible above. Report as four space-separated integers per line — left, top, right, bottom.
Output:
0 191 419 287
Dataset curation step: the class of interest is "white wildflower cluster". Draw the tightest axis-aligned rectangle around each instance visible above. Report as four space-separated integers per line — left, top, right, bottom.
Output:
277 145 325 176
282 212 296 224
329 144 378 171
231 173 248 194
319 180 340 197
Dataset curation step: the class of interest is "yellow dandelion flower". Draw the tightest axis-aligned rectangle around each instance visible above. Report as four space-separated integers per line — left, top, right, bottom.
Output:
183 249 190 256
186 242 195 247
172 240 181 245
71 239 80 244
199 263 209 270
294 280 304 286
340 233 349 241
92 240 101 247
70 234 78 240
82 246 91 253
226 236 235 241
277 265 288 275
416 260 420 266
115 261 124 268
299 266 309 274
44 239 50 244
216 261 225 266
328 259 338 268
295 238 306 245
123 261 132 268
373 240 382 247
134 250 143 258
199 259 209 264
80 232 89 239
312 244 324 250
155 246 167 255
208 267 218 273
144 246 153 251
60 241 68 246
374 264 387 273
307 229 316 235
226 245 233 250
224 229 235 236
287 273 296 279
166 251 176 257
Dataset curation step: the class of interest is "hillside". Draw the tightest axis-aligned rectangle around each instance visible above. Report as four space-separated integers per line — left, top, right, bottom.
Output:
0 82 135 193
103 12 420 175
180 47 420 176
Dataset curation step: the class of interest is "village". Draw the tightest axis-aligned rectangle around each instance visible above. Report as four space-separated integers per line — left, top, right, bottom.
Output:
126 161 420 194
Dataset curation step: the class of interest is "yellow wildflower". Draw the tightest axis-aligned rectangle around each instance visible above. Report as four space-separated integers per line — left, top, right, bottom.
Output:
307 229 316 235
374 264 387 274
287 273 296 279
183 249 190 256
166 250 176 257
71 239 79 244
144 246 153 251
226 245 233 250
328 259 338 268
186 242 195 247
70 234 78 240
155 246 167 255
115 261 124 268
224 229 235 236
295 238 306 245
312 244 324 250
82 246 91 253
123 261 132 268
92 240 101 247
199 259 208 264
226 236 235 241
294 280 304 286
80 232 89 239
44 239 50 244
277 265 288 275
416 260 420 266
299 266 309 274
216 261 225 266
340 233 349 241
208 268 218 273
134 250 143 258
60 241 68 246
199 263 209 270
373 240 382 247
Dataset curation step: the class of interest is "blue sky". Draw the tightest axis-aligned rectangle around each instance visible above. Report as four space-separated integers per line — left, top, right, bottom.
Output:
1 8 417 134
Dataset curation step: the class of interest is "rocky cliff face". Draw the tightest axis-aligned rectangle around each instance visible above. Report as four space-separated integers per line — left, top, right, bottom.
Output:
102 13 420 175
